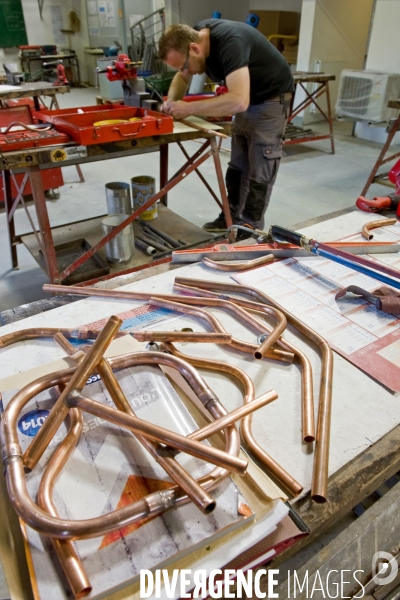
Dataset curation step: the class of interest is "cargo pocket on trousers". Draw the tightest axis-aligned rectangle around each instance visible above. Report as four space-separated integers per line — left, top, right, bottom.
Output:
262 146 283 182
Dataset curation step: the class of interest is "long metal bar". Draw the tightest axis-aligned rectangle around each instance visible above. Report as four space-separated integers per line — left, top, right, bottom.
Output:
3 169 18 268
174 277 333 504
177 141 221 208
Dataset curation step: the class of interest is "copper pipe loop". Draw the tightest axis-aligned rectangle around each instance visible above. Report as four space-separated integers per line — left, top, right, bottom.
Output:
162 342 303 498
173 282 315 444
174 277 333 503
0 321 285 540
0 326 124 349
361 218 397 240
202 253 275 271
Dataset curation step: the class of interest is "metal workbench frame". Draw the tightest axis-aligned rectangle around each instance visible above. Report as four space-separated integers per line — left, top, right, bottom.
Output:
0 124 232 284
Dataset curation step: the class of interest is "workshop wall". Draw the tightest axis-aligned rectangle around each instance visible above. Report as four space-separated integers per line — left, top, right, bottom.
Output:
0 0 90 84
166 0 249 27
354 0 400 145
296 0 373 125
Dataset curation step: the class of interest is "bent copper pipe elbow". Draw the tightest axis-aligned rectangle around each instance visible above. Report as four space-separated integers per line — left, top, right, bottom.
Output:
202 254 275 272
361 218 397 240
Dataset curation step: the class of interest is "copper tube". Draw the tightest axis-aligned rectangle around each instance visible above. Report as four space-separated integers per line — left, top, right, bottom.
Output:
41 284 292 362
37 407 92 598
67 391 247 475
1 350 241 539
131 331 232 343
159 290 288 363
163 342 303 497
23 316 123 472
53 332 87 362
175 277 333 503
174 282 315 443
361 218 397 240
0 326 123 349
148 297 293 363
202 254 275 272
95 357 216 514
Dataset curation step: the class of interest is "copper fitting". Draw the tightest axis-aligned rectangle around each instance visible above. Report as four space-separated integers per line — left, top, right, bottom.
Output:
202 254 275 271
163 342 303 498
361 218 397 240
174 282 315 443
175 277 333 503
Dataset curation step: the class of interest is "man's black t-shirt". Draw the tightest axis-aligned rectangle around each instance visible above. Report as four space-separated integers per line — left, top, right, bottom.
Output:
194 19 294 105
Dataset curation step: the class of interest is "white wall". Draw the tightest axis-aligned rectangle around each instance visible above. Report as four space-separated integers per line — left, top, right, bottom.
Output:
166 0 249 26
250 0 302 11
296 0 373 124
0 0 91 84
355 0 400 145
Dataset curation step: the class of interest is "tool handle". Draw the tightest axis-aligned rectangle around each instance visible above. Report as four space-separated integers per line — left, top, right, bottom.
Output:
270 225 304 246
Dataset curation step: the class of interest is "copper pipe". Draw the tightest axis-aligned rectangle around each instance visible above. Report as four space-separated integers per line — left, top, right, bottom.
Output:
163 342 303 497
178 118 228 139
161 290 288 362
361 218 397 240
23 316 123 472
0 326 123 349
202 254 274 272
37 407 92 598
148 297 293 363
174 282 315 443
53 332 87 362
132 331 232 343
95 358 216 514
41 284 292 362
175 277 333 503
1 350 242 539
67 391 247 474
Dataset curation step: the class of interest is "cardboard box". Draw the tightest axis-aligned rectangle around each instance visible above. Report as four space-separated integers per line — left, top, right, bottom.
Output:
254 10 299 49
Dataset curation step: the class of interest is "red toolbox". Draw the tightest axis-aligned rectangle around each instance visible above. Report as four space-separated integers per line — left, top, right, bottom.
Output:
34 105 174 145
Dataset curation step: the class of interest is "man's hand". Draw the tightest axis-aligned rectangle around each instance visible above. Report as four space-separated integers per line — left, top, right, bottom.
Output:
162 100 192 119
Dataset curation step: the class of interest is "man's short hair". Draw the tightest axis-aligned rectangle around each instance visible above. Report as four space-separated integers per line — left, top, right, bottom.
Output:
158 24 200 60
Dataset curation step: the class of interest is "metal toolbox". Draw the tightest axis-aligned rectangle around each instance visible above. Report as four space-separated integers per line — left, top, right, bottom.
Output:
34 105 174 145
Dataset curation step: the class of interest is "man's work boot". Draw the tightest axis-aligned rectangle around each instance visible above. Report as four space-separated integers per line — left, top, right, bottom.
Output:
203 211 227 232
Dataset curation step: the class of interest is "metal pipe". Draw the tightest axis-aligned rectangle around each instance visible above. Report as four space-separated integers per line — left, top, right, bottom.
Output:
37 407 92 598
202 254 275 272
142 226 174 249
23 316 123 471
362 218 398 240
148 296 292 363
136 234 170 253
173 282 315 443
174 277 332 503
0 327 122 349
142 222 182 248
131 331 232 343
162 342 303 497
1 351 242 539
134 237 158 256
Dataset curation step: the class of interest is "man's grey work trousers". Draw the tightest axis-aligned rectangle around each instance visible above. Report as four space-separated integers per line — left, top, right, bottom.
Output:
226 96 290 231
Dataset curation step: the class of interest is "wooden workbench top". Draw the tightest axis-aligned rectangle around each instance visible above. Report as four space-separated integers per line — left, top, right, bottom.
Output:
0 81 69 99
293 72 336 82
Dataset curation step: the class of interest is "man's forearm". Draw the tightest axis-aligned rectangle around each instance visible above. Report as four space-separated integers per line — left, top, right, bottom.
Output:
184 92 248 117
168 73 190 100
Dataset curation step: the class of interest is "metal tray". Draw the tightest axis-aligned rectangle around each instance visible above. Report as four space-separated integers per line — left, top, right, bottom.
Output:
39 238 109 284
34 105 173 145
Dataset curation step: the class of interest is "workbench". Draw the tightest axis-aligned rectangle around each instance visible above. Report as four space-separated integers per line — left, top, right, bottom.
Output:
0 81 70 111
287 72 336 153
0 119 232 284
360 99 400 196
0 207 400 598
19 53 81 88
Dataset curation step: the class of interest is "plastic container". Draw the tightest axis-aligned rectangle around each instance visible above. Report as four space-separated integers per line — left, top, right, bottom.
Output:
144 73 175 94
131 175 157 220
101 214 135 264
105 182 131 215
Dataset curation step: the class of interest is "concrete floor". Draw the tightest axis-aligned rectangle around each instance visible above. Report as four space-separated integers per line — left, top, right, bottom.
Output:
1 87 398 312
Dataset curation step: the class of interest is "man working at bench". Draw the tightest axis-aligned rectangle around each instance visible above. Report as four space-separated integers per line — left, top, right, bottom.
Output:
158 19 294 240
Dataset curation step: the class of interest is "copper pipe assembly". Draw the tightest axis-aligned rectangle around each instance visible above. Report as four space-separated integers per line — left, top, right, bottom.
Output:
202 254 275 272
174 282 315 443
0 326 121 349
175 277 333 503
162 342 303 497
131 331 232 343
361 218 397 240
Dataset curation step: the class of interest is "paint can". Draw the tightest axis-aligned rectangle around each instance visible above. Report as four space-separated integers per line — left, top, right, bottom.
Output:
131 175 157 220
